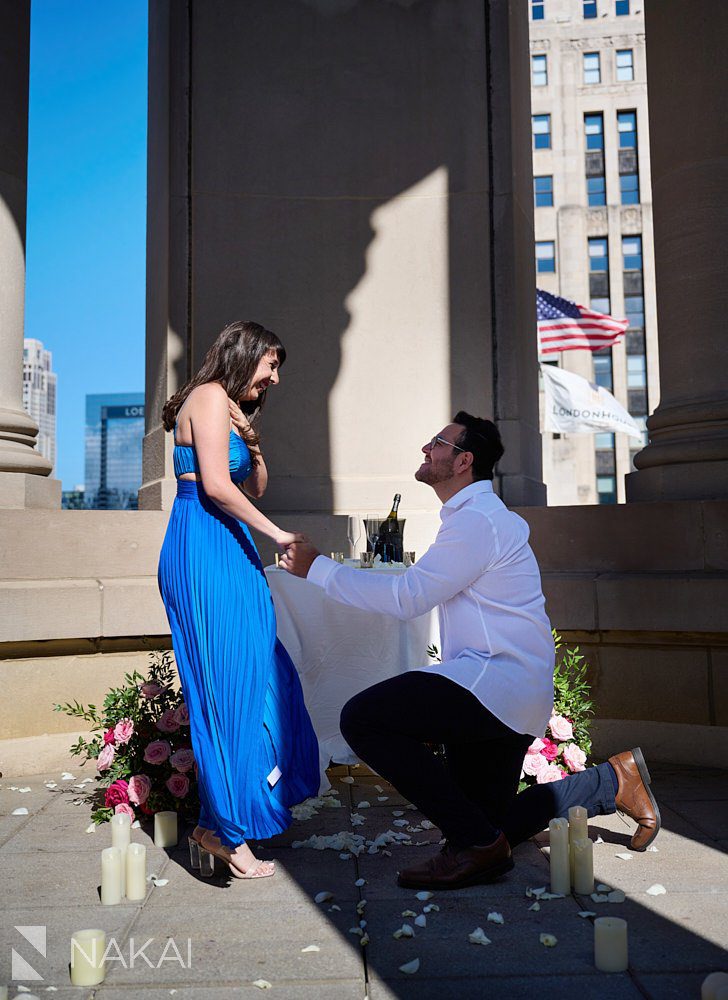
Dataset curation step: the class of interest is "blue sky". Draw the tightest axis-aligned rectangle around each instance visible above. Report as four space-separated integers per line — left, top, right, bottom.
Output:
26 0 148 489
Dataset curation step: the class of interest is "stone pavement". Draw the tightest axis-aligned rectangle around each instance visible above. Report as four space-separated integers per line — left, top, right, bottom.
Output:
1 761 727 999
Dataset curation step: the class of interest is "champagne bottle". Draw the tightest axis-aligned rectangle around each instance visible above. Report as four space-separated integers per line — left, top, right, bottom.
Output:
375 493 402 563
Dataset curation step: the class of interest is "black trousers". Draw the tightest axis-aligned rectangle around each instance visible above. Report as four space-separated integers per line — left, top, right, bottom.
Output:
340 671 616 849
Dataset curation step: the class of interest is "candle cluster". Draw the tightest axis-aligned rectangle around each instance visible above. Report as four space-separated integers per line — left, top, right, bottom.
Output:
548 805 628 973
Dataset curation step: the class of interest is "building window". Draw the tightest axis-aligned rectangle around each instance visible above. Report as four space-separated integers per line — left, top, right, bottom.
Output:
597 475 617 504
583 0 598 18
593 351 613 390
583 52 601 85
587 176 606 207
532 54 548 87
595 432 615 449
585 113 604 150
616 0 630 14
533 114 551 149
531 0 545 19
625 294 645 330
534 175 554 207
620 173 640 204
588 237 609 272
622 235 643 271
536 240 556 273
627 355 647 388
617 111 637 148
616 49 634 81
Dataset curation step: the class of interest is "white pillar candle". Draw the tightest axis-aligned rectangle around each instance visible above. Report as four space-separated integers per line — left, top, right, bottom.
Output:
100 846 123 905
154 810 178 848
703 973 728 1000
572 836 594 894
110 812 131 892
70 928 106 986
568 805 588 884
594 916 628 972
548 818 571 895
0 987 8 999
126 842 147 901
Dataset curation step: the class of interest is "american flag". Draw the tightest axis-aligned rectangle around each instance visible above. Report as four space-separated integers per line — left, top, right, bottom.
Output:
537 288 628 354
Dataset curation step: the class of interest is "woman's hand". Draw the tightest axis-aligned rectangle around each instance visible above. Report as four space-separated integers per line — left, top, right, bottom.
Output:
275 530 308 551
228 398 252 437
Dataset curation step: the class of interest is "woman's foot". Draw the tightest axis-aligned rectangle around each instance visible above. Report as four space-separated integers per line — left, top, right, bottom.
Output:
200 831 275 879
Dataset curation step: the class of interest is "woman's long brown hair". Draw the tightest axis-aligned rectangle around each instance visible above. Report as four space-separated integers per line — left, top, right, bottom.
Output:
161 321 286 461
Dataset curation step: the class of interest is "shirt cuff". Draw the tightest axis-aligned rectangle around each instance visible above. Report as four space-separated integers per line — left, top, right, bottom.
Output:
307 554 340 588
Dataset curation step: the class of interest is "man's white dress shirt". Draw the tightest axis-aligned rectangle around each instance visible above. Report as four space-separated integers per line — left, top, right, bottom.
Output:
307 481 554 737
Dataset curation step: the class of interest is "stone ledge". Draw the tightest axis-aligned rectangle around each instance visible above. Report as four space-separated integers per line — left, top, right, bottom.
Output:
592 719 728 769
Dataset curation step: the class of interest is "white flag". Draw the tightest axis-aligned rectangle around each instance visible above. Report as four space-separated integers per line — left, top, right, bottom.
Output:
540 363 643 440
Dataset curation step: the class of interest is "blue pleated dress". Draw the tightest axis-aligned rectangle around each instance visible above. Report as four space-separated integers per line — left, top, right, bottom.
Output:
157 428 320 846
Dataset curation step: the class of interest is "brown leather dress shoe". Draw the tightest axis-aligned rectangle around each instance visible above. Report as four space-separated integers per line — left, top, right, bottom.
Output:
608 746 661 851
397 832 514 890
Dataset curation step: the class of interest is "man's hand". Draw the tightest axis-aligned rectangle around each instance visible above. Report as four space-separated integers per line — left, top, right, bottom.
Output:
279 540 321 579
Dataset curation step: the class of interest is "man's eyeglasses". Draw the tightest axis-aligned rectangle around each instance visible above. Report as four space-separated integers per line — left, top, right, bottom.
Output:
427 435 465 453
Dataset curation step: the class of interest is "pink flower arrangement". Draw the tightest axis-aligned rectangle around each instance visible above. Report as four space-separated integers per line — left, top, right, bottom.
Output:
563 743 587 772
173 703 190 726
155 709 180 733
140 681 163 699
113 718 135 745
114 802 136 821
96 744 115 772
105 779 130 808
537 764 565 784
166 773 190 799
549 714 574 742
103 728 116 745
540 737 560 762
522 752 549 777
169 748 195 773
144 740 172 765
128 774 152 805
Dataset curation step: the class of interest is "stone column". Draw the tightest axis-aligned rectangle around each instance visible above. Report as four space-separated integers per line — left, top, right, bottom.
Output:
626 0 728 502
0 0 59 508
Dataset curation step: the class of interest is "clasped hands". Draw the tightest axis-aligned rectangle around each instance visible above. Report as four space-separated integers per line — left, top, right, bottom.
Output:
278 537 320 578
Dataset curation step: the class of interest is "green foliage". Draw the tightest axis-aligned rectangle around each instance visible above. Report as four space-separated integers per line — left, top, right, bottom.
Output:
552 630 594 758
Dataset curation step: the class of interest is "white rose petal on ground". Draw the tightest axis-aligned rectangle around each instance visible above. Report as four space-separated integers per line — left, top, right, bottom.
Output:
422 903 440 913
329 905 341 912
360 933 370 947
415 914 427 928
314 891 334 904
393 819 409 827
406 804 417 810
356 900 367 915
594 835 605 845
18 786 31 793
357 801 370 809
85 823 96 834
401 909 417 918
528 902 540 912
252 980 272 989
392 810 404 817
301 945 320 953
590 893 609 903
12 808 29 816
374 784 384 792
646 883 667 895
468 927 491 946
341 776 355 784
399 959 420 975
349 927 363 936
420 820 435 830
44 782 57 789
131 820 141 829
596 883 611 892
355 878 366 887
487 912 504 925
377 796 389 802
615 852 633 861
646 845 659 852
540 933 558 947
578 910 597 918
339 853 351 860
61 772 75 780
393 924 415 939
607 890 626 903
416 891 434 901
540 892 565 900
350 813 366 826
152 878 169 887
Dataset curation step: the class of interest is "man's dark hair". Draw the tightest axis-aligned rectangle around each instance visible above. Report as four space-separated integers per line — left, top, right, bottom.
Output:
452 411 504 481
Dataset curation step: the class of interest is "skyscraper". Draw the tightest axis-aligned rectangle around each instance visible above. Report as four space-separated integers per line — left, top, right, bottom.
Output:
530 0 658 504
22 338 57 472
85 393 145 509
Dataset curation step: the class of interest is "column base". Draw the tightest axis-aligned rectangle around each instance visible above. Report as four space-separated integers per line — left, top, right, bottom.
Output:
0 472 61 509
498 474 548 508
626 460 728 502
138 477 178 511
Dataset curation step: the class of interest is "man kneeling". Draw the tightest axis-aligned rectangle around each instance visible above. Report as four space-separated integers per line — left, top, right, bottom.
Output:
280 412 659 889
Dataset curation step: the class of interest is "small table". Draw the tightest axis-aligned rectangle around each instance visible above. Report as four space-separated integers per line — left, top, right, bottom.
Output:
265 564 440 785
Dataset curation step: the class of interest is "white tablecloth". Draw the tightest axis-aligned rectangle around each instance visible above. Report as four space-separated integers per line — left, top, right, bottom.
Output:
265 565 439 786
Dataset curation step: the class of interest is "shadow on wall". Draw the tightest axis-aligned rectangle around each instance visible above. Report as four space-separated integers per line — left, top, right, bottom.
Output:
181 0 494 513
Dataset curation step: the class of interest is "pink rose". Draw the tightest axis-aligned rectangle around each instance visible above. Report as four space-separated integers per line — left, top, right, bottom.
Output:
540 737 559 761
173 703 190 726
97 744 116 772
113 718 135 745
103 728 116 745
105 779 130 808
144 739 172 765
522 751 549 777
537 764 565 784
169 748 195 773
549 714 574 742
527 737 546 754
563 743 587 773
140 682 163 699
128 774 152 805
114 802 136 821
166 773 190 799
155 708 180 733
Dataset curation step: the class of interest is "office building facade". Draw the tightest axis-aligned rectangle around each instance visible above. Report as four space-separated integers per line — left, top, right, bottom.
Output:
530 0 659 504
22 338 57 472
85 393 145 509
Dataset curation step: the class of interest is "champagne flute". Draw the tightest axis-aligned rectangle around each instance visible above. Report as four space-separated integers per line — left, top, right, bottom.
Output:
347 515 361 560
364 514 380 555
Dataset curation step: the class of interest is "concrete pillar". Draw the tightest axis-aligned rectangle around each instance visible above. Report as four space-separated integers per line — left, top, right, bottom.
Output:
0 0 60 508
142 0 545 514
626 1 728 502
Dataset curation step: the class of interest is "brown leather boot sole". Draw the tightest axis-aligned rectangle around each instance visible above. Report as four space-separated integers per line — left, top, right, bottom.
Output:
397 855 514 891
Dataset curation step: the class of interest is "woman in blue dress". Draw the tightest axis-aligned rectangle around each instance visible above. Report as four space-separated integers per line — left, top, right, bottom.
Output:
158 320 320 879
